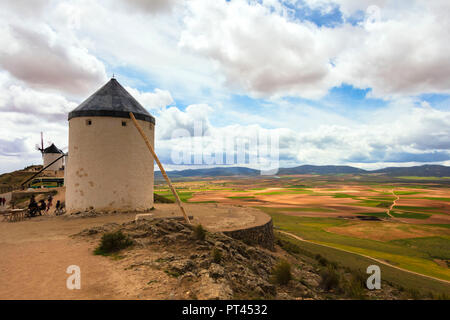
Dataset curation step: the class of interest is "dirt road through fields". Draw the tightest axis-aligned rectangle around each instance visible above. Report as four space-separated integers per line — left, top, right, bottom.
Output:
279 230 450 285
387 189 399 218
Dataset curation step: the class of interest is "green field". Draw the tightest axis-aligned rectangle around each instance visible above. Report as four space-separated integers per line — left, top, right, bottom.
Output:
154 191 193 202
276 232 450 296
397 176 450 180
159 173 450 297
355 212 391 218
264 210 450 283
390 237 450 261
394 205 445 215
394 191 424 195
391 211 432 219
332 193 359 199
420 197 450 202
355 199 392 208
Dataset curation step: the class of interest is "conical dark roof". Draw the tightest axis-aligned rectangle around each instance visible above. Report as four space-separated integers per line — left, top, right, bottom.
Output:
68 78 155 124
43 143 63 154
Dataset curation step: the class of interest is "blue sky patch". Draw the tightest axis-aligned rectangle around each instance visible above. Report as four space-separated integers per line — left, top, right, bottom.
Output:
293 2 343 27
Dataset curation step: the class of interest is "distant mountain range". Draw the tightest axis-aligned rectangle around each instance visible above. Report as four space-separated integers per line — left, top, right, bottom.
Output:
156 164 450 179
371 165 450 177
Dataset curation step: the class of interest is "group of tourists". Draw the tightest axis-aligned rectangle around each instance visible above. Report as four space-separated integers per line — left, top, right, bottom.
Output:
0 197 6 206
28 194 62 217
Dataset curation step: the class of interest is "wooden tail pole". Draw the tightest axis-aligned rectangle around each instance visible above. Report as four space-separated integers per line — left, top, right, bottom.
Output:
129 112 191 224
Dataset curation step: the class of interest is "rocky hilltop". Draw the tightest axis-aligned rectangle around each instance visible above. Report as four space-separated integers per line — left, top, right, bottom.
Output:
76 218 411 300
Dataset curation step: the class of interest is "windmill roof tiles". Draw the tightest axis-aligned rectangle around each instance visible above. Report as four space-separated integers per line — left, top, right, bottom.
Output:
68 78 155 124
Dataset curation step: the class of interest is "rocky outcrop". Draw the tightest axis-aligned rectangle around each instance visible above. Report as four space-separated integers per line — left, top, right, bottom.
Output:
77 218 407 300
78 218 282 299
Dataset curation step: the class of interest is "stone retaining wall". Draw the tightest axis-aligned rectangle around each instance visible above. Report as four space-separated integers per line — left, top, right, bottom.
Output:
223 218 274 250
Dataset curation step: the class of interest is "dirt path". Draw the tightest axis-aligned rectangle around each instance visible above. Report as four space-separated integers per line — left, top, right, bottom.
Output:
386 189 399 218
0 213 175 299
0 239 139 299
384 189 415 224
0 202 271 299
279 230 450 285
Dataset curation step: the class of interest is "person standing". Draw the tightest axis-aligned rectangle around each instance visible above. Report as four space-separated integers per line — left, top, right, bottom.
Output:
38 200 46 216
46 194 53 213
55 200 61 215
28 195 38 217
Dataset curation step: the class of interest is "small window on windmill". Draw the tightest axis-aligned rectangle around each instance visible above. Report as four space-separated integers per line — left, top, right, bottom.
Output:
122 121 127 127
86 119 92 126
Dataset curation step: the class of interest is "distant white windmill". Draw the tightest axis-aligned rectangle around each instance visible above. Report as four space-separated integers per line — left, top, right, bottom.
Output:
36 132 65 171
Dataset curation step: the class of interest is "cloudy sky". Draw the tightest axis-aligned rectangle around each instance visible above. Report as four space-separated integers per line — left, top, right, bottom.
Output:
1 0 450 174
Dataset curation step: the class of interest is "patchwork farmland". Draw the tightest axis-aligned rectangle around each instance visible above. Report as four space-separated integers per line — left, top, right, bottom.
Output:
155 173 450 293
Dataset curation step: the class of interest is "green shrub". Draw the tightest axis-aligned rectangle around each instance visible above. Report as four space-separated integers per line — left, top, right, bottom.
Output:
315 254 329 266
164 269 180 278
276 238 300 255
344 273 366 299
194 224 206 241
433 292 450 300
407 288 422 300
94 231 133 255
212 248 222 264
320 265 341 291
271 260 292 285
352 270 367 288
